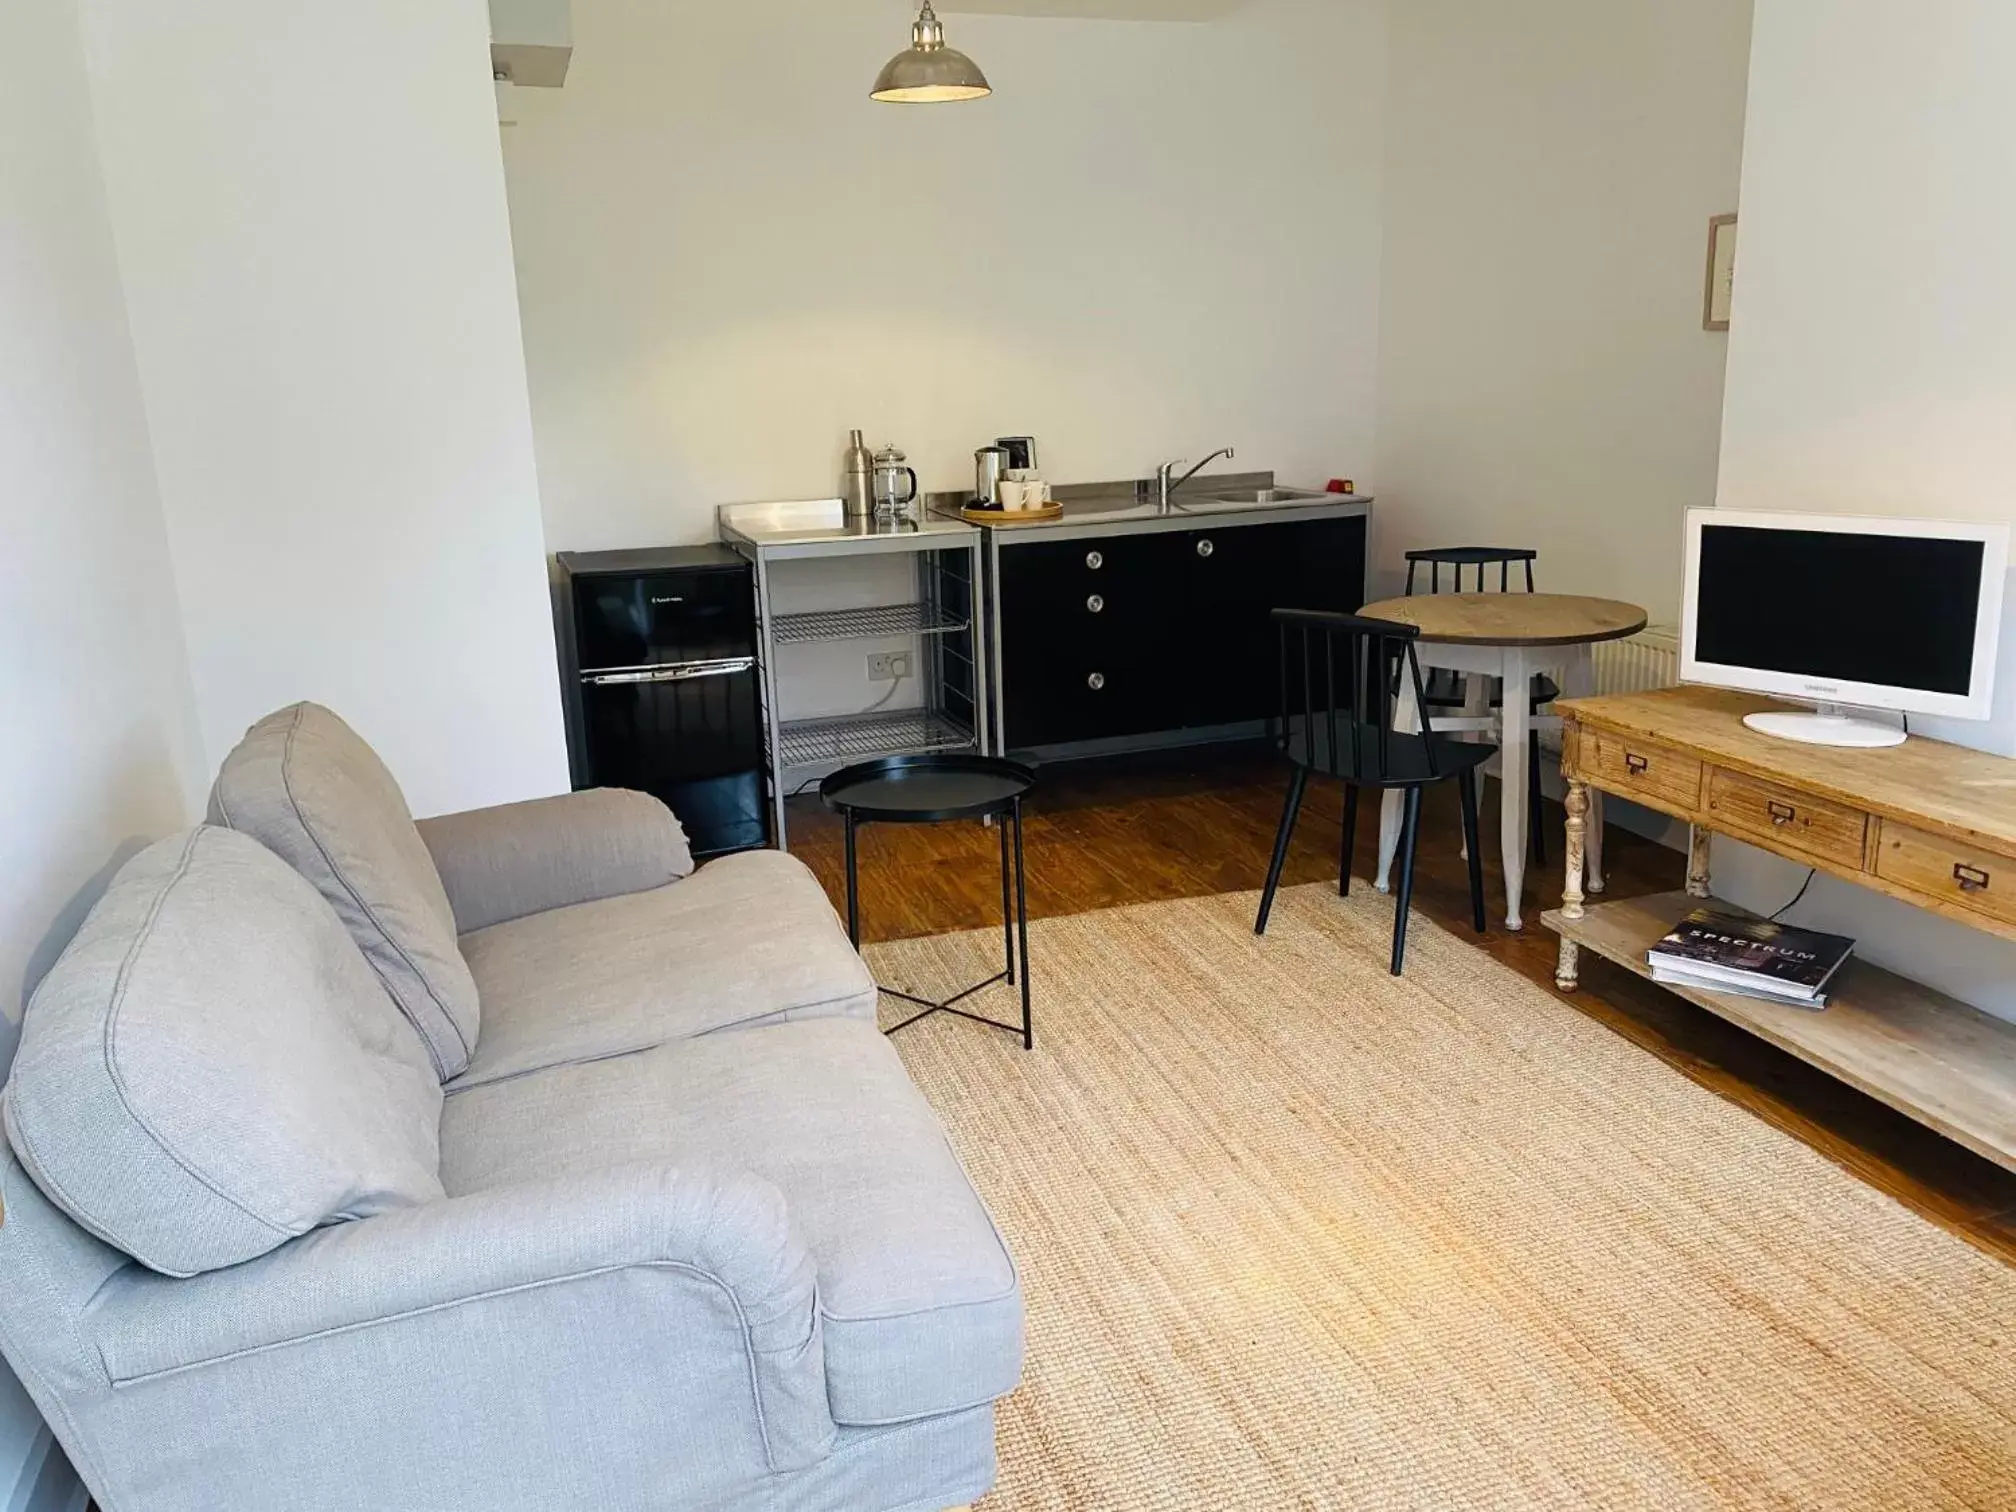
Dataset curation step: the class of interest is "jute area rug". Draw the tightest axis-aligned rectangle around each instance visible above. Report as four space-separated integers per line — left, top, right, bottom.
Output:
868 883 2016 1511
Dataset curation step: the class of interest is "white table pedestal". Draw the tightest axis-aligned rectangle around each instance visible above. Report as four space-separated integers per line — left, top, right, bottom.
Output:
1374 643 1606 931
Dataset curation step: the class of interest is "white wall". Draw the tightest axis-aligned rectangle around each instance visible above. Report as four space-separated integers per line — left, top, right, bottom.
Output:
1717 1 2016 529
1712 0 2016 1021
0 0 206 1502
501 0 1388 554
75 0 571 818
1374 0 1754 616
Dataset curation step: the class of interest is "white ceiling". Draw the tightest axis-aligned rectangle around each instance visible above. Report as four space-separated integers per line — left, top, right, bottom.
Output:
936 0 1251 20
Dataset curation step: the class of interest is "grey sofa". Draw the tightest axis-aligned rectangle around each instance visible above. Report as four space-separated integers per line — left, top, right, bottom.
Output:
0 704 1021 1512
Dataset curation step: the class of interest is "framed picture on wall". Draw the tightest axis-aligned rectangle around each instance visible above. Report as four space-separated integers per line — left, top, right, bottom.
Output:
1704 213 1738 332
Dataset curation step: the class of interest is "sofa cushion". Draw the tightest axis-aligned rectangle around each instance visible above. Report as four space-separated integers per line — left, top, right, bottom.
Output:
2 828 444 1278
447 850 877 1092
417 788 696 935
440 1019 1021 1425
209 703 479 1080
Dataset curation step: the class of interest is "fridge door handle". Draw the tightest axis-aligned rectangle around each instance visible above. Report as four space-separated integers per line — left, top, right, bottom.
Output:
582 657 756 687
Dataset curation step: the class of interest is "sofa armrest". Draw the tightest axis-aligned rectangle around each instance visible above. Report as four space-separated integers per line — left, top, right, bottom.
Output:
417 788 694 933
87 1163 834 1485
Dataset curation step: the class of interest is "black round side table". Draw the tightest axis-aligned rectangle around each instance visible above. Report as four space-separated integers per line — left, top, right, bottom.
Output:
820 753 1036 1050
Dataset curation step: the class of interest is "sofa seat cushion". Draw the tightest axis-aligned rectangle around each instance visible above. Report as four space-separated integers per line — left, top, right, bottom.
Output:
3 829 444 1277
447 850 877 1092
440 1019 1021 1425
209 703 479 1081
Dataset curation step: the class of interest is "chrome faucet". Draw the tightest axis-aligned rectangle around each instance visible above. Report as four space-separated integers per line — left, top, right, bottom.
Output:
1156 447 1237 513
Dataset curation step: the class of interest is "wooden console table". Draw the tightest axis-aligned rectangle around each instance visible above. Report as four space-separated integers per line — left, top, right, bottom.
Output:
1543 685 2016 1173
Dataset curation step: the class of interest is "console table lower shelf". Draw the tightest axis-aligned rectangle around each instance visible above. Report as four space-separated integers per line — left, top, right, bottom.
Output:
1544 890 2016 1174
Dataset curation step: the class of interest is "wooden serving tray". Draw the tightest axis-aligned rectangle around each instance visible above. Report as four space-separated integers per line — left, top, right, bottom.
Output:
961 502 1064 526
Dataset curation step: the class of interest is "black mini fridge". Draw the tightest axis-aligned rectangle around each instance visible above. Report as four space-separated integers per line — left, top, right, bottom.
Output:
556 546 768 858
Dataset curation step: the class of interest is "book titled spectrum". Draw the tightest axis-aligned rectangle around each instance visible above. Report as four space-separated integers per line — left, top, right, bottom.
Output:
1647 908 1853 1010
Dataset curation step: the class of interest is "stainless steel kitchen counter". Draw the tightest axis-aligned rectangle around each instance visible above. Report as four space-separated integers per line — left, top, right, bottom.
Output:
718 497 978 560
925 480 1373 545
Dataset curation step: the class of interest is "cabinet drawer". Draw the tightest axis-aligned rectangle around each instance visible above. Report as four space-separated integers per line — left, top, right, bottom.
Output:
1581 729 1703 811
1706 770 1868 869
1876 824 2016 927
1005 658 1166 747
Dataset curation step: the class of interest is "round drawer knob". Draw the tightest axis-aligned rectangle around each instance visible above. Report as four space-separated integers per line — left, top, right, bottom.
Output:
1085 551 1104 570
1196 539 1215 559
1087 672 1107 691
1087 594 1106 614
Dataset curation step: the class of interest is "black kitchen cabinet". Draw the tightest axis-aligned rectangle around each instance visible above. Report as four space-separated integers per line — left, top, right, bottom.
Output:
996 511 1367 752
1183 523 1286 727
1247 515 1371 722
999 531 1190 746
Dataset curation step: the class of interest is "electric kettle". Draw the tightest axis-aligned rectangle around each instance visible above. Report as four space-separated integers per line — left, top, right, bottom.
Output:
974 446 1009 507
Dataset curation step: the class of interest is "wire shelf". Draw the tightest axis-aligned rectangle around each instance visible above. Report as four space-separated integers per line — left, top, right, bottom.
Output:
776 709 976 772
772 601 970 647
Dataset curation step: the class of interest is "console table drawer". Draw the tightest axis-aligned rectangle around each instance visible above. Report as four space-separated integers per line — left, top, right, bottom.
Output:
1877 825 2016 927
1707 770 1868 869
1581 729 1702 811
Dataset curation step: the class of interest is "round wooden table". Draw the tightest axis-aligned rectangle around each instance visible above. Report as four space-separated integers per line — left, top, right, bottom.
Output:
1358 594 1649 931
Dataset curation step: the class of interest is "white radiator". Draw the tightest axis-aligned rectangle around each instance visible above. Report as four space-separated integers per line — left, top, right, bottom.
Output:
1537 627 1680 758
1592 625 1681 696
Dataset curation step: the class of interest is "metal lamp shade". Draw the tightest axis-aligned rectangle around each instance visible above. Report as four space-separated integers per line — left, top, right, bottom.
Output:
872 3 991 103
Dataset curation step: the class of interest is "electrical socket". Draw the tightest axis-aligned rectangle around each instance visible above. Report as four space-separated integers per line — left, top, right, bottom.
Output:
867 651 913 684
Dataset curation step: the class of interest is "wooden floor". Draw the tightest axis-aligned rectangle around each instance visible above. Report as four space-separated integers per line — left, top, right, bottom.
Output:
789 744 2016 1265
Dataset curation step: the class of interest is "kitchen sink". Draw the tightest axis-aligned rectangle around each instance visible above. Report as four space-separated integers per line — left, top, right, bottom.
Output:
1194 486 1331 506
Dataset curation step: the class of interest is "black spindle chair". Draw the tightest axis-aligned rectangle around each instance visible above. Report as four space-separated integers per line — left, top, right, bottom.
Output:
1256 610 1493 975
1404 546 1557 866
1404 547 1538 597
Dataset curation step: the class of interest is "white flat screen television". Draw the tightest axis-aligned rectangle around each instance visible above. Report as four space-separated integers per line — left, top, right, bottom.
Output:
1680 508 2011 748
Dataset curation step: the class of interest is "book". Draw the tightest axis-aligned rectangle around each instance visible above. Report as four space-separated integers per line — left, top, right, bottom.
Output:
1651 964 1834 1011
1647 908 1853 1004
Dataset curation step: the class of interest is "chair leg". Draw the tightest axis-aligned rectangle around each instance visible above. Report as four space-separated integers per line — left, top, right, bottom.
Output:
1256 766 1309 936
1458 768 1488 935
1528 729 1547 866
1339 782 1360 897
1390 787 1422 974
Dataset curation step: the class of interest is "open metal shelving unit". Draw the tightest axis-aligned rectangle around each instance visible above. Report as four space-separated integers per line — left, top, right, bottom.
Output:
717 500 988 848
774 708 976 771
772 600 971 647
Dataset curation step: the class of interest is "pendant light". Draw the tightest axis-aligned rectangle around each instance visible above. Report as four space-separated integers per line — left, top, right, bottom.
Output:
872 1 992 104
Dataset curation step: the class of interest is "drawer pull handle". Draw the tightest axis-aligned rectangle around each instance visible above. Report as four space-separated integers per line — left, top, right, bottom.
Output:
1768 800 1798 826
1087 594 1105 615
1196 539 1215 559
1955 863 1992 893
1085 551 1104 571
1088 672 1107 692
1624 753 1650 775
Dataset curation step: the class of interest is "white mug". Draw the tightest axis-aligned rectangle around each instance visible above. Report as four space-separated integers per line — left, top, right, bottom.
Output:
998 480 1030 510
